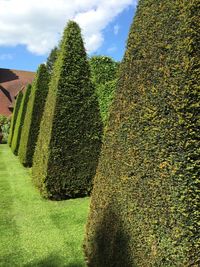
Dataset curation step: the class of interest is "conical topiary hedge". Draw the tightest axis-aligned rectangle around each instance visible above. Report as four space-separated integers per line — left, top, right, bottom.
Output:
84 1 200 266
32 21 102 200
8 91 23 146
11 85 31 155
18 64 49 167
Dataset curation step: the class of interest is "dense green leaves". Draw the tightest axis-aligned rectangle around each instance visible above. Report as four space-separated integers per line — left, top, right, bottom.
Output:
84 1 200 266
32 21 102 200
89 56 119 125
89 56 119 85
8 92 23 146
95 79 117 125
11 85 31 155
18 64 49 167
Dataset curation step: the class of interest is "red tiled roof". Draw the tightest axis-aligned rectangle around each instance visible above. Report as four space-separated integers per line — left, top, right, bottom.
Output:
0 68 35 117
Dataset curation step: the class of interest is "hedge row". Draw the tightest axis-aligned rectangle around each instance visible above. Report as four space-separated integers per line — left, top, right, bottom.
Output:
32 21 102 200
11 85 31 155
19 64 49 167
8 91 23 146
84 1 200 266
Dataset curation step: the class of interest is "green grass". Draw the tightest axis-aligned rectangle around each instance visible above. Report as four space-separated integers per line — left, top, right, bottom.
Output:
0 144 89 267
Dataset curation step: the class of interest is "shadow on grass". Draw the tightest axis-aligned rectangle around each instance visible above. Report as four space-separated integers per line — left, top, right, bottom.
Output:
84 199 136 267
24 253 85 267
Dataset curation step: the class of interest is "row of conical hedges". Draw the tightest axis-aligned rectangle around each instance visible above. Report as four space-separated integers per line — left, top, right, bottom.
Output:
7 1 199 264
9 21 102 200
84 0 200 266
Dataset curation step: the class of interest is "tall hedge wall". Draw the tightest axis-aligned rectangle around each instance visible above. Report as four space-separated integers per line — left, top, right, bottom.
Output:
11 85 31 155
84 1 200 266
32 21 102 200
18 64 49 167
8 92 23 146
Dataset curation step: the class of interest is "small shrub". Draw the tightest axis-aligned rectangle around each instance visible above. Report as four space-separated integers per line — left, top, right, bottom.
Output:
0 115 11 144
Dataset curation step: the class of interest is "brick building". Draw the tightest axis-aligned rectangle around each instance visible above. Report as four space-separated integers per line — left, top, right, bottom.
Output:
0 68 35 117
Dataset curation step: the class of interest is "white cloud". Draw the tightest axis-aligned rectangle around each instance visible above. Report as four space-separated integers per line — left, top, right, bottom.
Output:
107 46 117 53
114 24 120 35
0 53 13 60
0 0 137 55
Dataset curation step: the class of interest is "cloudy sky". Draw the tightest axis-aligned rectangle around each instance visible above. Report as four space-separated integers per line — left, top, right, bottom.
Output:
0 0 138 71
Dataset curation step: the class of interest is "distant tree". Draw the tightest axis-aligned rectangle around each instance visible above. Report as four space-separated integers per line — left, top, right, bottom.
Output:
11 85 31 155
89 56 119 125
32 21 102 200
89 56 119 85
8 91 23 146
19 64 49 167
46 47 58 73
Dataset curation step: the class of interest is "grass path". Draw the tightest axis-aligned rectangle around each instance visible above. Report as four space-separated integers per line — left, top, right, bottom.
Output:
0 144 89 267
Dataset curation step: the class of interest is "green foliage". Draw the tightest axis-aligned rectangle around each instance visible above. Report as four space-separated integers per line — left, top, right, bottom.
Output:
11 85 31 155
7 92 23 146
84 1 200 266
89 56 119 85
89 56 119 125
96 79 117 124
32 21 102 200
0 115 11 144
19 64 49 167
46 47 58 74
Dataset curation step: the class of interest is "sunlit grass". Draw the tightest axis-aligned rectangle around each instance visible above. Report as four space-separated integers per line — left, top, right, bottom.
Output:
0 144 89 267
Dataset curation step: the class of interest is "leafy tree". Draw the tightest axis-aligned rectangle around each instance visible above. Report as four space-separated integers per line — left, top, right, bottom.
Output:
89 56 119 125
19 64 49 167
84 1 200 266
11 85 31 155
89 56 119 85
32 21 102 200
8 92 23 146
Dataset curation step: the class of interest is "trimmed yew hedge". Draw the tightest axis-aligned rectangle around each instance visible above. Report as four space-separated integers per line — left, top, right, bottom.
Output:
84 1 200 266
19 64 49 167
11 85 31 155
32 21 102 200
8 91 23 146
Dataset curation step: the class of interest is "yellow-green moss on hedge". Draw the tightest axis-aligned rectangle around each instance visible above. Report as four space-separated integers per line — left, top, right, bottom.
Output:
84 1 200 266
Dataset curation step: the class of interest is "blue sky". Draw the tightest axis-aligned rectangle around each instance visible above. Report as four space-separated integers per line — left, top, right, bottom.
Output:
0 1 137 72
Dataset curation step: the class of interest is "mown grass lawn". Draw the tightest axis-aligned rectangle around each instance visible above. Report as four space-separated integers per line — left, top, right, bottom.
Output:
0 144 89 267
